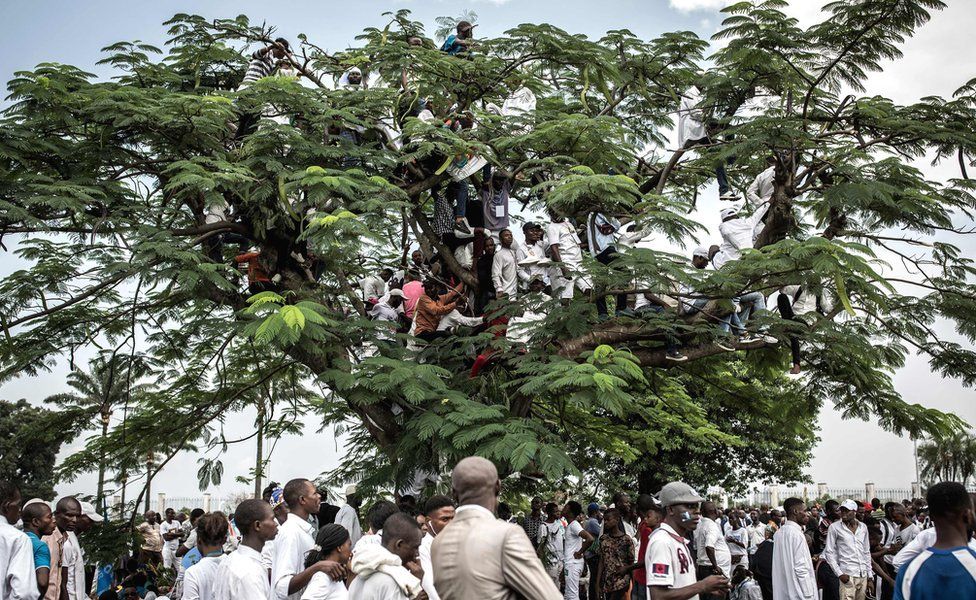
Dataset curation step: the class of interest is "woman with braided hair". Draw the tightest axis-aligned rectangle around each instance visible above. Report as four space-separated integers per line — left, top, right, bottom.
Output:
301 524 352 600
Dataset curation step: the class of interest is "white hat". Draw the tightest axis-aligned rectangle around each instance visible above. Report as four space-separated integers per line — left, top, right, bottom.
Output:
692 246 710 259
720 207 739 220
80 501 105 523
387 289 405 298
345 484 358 496
22 498 51 510
840 499 858 512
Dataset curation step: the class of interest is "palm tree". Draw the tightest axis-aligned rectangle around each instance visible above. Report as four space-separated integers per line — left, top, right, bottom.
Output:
434 10 478 43
918 431 976 487
45 353 150 503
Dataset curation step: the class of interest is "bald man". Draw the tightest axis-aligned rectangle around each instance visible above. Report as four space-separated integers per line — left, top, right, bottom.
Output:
431 457 561 600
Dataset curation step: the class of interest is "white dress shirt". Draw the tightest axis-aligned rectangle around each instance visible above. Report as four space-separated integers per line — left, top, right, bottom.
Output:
1 521 35 600
823 520 872 578
335 504 362 547
214 544 271 600
678 87 708 148
772 521 816 600
746 166 775 208
419 532 440 600
715 203 771 269
492 246 519 296
517 241 549 285
272 513 317 600
301 572 349 600
694 516 732 577
183 555 223 600
545 221 584 267
64 531 86 600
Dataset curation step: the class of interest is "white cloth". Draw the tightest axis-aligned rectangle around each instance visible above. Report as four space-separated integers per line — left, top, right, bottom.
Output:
538 520 566 567
516 242 549 285
183 555 223 600
349 543 421 599
746 166 774 208
677 87 708 148
335 505 362 548
214 544 270 600
436 309 482 332
492 247 519 296
182 528 198 550
300 572 349 600
563 520 585 563
359 275 388 302
892 527 976 571
747 524 766 554
64 531 86 600
823 520 872 578
694 516 732 577
508 306 548 345
0 521 35 600
272 513 317 600
645 523 697 600
772 521 816 600
715 202 770 269
353 532 381 555
727 527 748 558
453 243 474 270
563 558 583 600
418 532 440 600
261 540 275 570
546 221 584 267
586 212 619 257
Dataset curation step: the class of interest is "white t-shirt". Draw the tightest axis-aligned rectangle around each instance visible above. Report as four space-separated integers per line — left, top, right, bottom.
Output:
564 520 585 563
538 520 566 564
728 527 749 557
300 572 349 600
695 516 732 577
546 221 583 267
645 523 698 600
183 555 223 600
161 520 182 551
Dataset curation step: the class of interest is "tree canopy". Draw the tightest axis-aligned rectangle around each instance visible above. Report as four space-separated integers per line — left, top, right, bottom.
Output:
1 0 974 498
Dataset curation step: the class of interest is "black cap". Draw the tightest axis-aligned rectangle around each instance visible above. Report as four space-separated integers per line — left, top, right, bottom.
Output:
522 221 543 231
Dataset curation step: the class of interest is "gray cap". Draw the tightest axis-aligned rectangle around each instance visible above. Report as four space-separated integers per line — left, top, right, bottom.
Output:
658 481 704 507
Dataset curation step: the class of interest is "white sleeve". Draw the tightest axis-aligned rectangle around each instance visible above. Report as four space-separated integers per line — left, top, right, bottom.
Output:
791 530 816 599
183 566 201 600
7 534 36 600
183 529 197 550
644 536 675 588
272 531 298 599
492 253 504 291
746 173 762 206
823 525 841 577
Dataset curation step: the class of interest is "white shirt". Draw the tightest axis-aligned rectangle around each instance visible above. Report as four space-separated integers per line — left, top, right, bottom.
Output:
823 520 871 578
183 555 223 600
587 212 619 257
353 532 381 555
538 520 566 564
772 521 816 600
546 221 583 267
677 87 708 148
508 306 547 345
716 203 770 268
301 572 349 600
727 527 748 557
0 521 35 600
161 519 182 551
359 275 388 302
214 544 271 600
335 505 362 548
516 241 549 285
261 540 275 570
645 523 697 600
272 513 317 600
746 166 775 208
436 309 482 332
418 532 440 600
695 516 732 577
64 531 86 600
892 527 976 571
563 520 585 564
491 246 519 296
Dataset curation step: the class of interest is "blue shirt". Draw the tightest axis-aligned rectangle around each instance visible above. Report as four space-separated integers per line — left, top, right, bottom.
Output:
441 35 464 55
894 546 976 600
25 531 51 569
181 547 202 570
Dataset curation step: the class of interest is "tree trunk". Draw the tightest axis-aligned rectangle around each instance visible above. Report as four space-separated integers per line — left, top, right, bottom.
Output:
254 401 265 499
96 410 109 504
144 452 153 513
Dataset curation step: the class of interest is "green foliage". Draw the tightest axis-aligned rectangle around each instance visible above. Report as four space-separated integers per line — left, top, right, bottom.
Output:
1 2 974 499
0 400 64 499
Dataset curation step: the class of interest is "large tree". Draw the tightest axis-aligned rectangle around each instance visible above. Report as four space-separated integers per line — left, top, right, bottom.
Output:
1 0 974 495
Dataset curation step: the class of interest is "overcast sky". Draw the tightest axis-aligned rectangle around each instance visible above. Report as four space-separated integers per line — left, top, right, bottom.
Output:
1 0 974 503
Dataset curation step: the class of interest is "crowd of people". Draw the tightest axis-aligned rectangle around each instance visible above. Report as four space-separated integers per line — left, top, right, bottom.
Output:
214 24 836 375
2 464 974 600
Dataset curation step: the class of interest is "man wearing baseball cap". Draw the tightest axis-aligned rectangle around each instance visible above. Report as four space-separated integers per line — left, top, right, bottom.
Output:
823 499 871 600
645 482 728 600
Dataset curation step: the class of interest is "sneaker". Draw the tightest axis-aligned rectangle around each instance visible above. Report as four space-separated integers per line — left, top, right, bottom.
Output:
738 334 762 346
716 340 736 352
597 313 611 323
666 349 688 362
454 220 471 235
761 334 778 345
719 191 739 201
